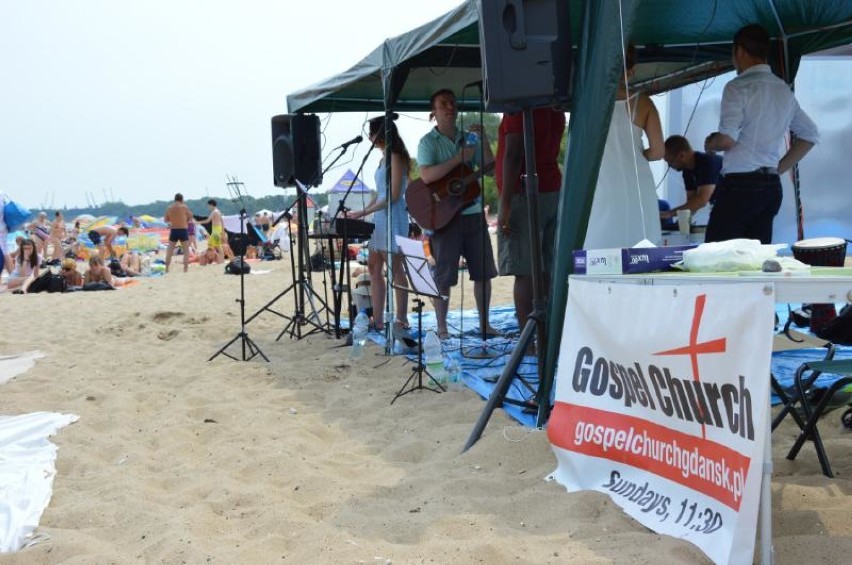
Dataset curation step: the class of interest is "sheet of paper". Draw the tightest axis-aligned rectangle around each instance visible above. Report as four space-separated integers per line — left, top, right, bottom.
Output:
395 236 442 298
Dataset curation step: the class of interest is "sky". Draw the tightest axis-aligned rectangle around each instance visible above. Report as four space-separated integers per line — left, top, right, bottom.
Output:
1 0 462 210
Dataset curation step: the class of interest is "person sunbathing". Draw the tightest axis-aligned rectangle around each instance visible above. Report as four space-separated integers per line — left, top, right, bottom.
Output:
59 258 83 289
84 255 114 287
198 246 220 266
119 250 143 276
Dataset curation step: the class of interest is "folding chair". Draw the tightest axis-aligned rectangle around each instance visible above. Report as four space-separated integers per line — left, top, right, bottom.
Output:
785 357 852 477
770 329 834 432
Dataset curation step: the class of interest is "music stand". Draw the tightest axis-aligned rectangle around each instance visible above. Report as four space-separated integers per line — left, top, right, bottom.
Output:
209 178 269 363
390 236 447 403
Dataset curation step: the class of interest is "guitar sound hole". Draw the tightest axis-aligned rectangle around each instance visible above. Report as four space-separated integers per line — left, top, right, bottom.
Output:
448 180 464 196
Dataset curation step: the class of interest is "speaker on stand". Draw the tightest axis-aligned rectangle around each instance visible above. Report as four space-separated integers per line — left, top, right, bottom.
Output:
464 0 572 451
247 114 331 340
271 114 323 188
478 0 572 113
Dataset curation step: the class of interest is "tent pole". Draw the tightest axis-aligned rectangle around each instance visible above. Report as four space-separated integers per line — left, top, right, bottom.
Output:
541 0 639 426
767 0 805 241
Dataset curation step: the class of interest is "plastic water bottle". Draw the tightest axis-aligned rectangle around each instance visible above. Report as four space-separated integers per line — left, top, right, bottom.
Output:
350 310 370 360
465 130 479 147
446 357 463 391
423 330 447 386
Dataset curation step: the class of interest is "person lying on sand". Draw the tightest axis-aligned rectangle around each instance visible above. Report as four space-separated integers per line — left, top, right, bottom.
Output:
59 258 84 289
119 250 143 276
85 255 113 287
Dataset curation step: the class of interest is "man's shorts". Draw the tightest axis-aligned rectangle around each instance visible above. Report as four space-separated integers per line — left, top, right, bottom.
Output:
169 228 189 242
88 230 102 246
209 225 223 248
430 212 497 293
498 192 560 276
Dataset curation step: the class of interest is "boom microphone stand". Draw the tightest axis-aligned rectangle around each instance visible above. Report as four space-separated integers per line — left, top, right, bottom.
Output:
210 178 269 362
246 140 359 339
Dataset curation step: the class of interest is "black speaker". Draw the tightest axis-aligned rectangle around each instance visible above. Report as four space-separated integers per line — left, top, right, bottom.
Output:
477 0 572 113
271 114 322 187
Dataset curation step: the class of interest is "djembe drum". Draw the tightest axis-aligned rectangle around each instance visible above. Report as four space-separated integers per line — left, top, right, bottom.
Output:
792 237 848 332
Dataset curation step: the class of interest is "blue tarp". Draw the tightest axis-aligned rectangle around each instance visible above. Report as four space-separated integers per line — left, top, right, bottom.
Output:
366 303 851 428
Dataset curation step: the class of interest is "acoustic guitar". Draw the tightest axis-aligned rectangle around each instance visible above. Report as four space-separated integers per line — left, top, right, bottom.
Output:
405 161 493 231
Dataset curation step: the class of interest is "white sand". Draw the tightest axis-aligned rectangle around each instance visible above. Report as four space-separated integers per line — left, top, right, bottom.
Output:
1 253 851 564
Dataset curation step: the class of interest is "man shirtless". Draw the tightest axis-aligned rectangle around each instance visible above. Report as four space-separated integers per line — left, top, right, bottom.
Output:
164 193 193 273
89 225 129 259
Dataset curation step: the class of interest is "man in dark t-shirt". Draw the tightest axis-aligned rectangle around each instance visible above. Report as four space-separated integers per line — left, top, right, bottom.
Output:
660 135 722 225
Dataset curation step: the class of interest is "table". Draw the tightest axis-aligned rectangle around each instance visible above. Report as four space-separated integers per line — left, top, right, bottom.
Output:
569 270 852 565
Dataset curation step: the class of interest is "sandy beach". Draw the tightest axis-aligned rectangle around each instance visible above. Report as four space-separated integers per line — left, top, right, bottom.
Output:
1 253 851 564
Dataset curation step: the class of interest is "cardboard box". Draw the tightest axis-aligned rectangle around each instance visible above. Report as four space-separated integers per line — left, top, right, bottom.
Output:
572 245 697 275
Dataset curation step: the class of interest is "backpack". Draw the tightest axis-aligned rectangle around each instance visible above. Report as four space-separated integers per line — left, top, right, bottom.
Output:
225 257 251 275
815 304 852 345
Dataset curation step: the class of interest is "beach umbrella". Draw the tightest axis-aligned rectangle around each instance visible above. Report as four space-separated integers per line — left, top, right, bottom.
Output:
72 213 96 227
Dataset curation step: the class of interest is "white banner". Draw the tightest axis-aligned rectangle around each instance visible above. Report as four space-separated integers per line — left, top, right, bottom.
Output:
548 279 774 565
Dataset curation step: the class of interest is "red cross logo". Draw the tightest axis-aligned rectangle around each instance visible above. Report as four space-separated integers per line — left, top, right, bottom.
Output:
653 294 727 438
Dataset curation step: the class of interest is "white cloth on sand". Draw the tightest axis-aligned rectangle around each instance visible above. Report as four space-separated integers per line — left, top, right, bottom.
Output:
0 412 79 552
584 96 661 250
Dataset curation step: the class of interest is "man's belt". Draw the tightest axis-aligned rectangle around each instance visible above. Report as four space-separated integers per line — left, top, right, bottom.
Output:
726 167 779 178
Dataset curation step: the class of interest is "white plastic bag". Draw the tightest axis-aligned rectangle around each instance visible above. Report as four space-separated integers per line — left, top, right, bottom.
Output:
681 239 787 272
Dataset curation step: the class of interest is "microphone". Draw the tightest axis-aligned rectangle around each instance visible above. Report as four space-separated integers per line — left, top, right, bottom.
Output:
336 135 363 150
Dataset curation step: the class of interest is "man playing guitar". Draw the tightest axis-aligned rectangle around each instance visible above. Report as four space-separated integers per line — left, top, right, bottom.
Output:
416 88 499 340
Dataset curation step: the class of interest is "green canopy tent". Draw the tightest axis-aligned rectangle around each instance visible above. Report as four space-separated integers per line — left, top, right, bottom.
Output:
286 0 852 423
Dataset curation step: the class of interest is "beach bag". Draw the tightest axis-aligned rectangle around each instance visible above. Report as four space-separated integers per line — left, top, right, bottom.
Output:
225 257 250 275
3 199 31 231
46 274 67 293
815 304 852 345
27 271 52 293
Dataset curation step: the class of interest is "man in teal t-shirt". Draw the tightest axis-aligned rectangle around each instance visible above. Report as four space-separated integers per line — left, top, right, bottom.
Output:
417 89 499 339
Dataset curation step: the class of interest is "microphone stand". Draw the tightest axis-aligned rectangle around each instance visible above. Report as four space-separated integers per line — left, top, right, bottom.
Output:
460 82 498 360
245 143 357 338
332 137 377 337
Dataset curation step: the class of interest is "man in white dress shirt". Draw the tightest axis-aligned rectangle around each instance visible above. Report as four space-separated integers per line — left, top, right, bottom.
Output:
704 24 819 244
